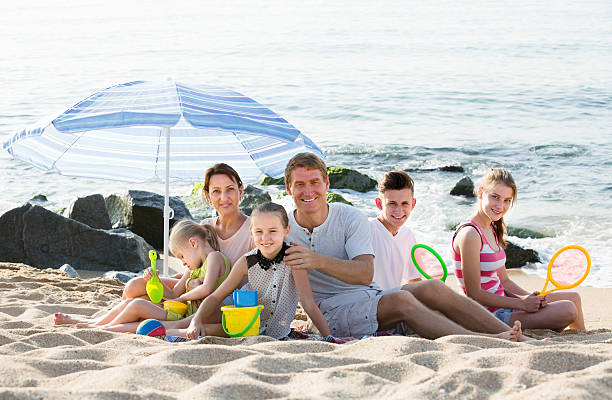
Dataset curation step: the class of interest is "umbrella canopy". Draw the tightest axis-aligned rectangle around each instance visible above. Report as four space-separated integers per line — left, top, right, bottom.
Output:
4 80 322 182
3 80 323 275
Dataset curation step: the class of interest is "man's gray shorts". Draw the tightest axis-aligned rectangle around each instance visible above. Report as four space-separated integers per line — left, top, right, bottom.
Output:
317 286 413 338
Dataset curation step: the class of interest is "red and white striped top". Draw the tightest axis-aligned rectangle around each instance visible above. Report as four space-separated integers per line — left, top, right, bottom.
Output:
452 221 506 312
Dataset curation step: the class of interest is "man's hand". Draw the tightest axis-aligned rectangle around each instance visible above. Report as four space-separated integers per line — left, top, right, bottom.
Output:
284 242 321 270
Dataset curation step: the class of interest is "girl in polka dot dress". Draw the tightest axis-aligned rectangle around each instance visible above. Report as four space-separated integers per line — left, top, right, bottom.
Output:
185 202 331 340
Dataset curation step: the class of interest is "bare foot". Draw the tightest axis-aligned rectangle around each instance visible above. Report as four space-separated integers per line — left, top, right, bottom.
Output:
54 313 88 326
492 320 524 342
510 320 522 342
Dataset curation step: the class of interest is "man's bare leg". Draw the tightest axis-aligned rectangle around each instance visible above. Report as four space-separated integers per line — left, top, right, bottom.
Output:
401 280 516 334
377 289 524 341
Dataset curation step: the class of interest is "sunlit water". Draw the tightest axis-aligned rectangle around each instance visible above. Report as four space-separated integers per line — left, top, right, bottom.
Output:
1 0 611 286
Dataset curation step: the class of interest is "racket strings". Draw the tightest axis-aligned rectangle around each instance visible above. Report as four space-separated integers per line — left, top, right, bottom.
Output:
550 249 588 286
414 248 444 278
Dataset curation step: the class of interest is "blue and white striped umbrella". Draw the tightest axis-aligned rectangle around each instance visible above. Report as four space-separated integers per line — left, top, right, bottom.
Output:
3 80 322 183
3 80 323 275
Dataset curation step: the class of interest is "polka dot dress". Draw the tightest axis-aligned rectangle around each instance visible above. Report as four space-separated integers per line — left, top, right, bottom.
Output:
245 245 297 339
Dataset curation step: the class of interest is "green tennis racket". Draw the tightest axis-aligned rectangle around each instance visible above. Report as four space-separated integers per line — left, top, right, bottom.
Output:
411 244 448 282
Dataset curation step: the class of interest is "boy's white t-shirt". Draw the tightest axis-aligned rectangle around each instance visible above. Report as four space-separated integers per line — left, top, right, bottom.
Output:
369 218 420 290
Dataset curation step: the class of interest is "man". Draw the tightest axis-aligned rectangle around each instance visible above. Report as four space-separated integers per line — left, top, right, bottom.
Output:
283 152 524 340
371 170 421 290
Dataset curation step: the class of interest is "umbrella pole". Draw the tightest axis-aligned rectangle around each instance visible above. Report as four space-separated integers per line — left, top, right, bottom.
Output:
163 126 171 278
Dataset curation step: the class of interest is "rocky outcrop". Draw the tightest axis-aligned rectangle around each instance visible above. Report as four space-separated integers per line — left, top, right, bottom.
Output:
450 176 475 197
260 176 285 186
507 227 547 239
103 270 140 283
326 192 352 205
105 190 193 249
239 185 272 216
59 264 80 278
64 194 112 229
261 166 378 193
28 194 48 204
0 204 151 272
505 242 540 269
327 167 378 192
405 166 465 173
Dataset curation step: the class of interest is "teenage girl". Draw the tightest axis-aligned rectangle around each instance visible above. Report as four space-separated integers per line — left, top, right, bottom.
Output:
452 168 585 331
54 220 230 332
184 202 332 339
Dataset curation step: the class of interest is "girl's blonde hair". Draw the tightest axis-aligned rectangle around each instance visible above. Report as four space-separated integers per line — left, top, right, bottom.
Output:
477 168 517 248
169 220 219 254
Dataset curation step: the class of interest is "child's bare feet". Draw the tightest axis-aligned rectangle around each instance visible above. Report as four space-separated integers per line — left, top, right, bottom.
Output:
54 313 87 326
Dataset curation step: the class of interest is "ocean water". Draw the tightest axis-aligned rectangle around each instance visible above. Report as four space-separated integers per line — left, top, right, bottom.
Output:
1 0 611 286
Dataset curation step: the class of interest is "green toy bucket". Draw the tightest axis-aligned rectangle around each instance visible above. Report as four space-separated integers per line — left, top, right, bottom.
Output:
221 305 264 337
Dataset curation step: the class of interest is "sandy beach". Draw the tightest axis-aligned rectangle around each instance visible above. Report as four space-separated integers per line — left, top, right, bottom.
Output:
0 263 610 399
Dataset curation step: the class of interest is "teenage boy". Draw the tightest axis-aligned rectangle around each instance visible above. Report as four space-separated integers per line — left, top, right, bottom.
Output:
283 152 525 341
371 170 421 290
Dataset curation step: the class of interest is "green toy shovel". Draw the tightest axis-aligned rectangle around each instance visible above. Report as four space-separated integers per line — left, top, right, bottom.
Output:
146 250 164 303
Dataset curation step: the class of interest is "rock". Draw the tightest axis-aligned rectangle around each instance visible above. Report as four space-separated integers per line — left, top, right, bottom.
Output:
105 190 194 249
260 176 285 186
450 176 475 197
103 270 140 283
439 166 465 173
260 166 378 193
0 203 151 272
239 185 272 216
28 194 48 204
507 226 547 239
405 166 465 173
505 241 540 269
59 264 80 278
105 194 130 229
326 192 352 205
64 194 112 229
327 166 377 192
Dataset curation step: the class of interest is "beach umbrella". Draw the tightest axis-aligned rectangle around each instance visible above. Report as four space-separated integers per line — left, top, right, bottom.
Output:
2 80 323 276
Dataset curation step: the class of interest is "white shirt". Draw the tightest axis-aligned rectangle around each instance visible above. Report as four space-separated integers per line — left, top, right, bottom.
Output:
370 218 420 290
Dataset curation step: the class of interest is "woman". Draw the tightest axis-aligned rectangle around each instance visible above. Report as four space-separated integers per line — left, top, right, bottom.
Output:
452 168 585 331
122 163 254 300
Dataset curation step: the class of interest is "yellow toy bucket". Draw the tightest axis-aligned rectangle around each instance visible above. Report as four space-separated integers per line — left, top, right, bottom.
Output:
163 300 188 315
221 305 264 337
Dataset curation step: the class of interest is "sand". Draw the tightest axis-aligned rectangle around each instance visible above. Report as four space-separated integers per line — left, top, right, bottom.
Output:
0 263 610 399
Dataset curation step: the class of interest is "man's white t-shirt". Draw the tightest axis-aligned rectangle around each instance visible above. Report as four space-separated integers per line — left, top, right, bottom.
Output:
369 218 420 290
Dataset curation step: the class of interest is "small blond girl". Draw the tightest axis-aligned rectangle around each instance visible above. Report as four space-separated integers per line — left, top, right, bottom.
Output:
54 220 230 332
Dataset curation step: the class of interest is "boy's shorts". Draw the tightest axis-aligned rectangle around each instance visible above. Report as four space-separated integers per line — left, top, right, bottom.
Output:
493 308 518 325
